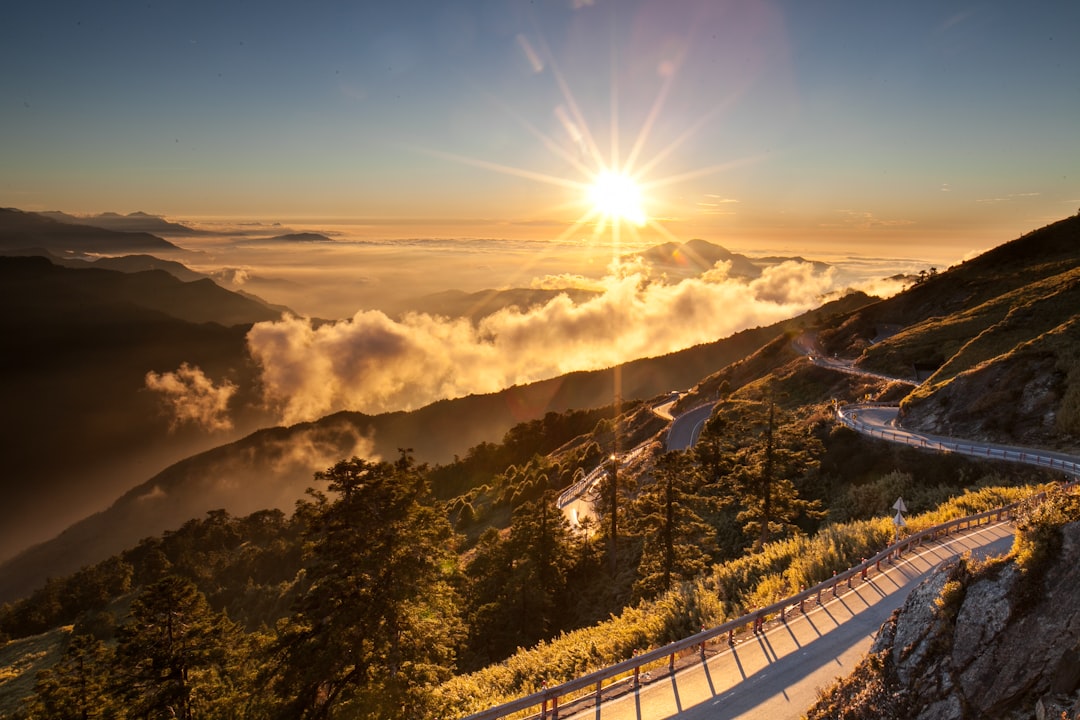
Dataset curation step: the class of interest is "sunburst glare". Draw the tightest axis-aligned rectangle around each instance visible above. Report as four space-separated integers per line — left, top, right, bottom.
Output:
588 170 646 228
421 15 740 261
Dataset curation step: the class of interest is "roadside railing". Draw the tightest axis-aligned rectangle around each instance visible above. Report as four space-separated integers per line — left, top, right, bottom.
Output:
837 403 1080 479
556 465 606 509
459 501 1022 720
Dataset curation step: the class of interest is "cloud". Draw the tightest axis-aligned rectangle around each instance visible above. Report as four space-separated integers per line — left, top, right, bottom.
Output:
822 210 915 230
530 272 609 292
118 422 377 526
976 192 1041 204
698 195 740 215
847 275 910 300
247 260 837 424
145 363 237 432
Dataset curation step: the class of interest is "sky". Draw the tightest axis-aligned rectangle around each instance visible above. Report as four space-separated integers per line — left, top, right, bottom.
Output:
3 0 1079 261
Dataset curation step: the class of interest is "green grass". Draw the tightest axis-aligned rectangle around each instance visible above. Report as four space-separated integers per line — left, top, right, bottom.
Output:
864 265 1080 388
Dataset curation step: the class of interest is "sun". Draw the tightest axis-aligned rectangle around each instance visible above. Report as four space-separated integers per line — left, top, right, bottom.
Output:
588 171 646 227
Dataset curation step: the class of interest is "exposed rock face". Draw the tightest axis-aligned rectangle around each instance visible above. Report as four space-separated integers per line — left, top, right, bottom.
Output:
810 521 1080 719
897 522 1080 718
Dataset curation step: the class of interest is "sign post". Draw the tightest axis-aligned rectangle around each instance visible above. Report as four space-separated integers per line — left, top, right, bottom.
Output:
892 497 907 543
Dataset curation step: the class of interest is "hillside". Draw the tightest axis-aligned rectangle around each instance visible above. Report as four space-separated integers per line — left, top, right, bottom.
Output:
817 215 1080 453
39 210 206 236
0 208 182 254
0 290 873 602
819 215 1080 364
2 217 1079 718
630 238 831 280
0 256 283 565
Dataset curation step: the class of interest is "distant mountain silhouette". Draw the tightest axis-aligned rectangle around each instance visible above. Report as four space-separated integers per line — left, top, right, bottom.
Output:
7 247 207 282
2 255 281 326
40 209 205 236
264 232 334 243
0 208 182 254
0 255 286 569
630 238 830 279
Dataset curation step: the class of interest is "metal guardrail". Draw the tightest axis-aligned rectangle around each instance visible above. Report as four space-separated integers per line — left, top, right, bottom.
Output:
555 465 605 509
459 501 1023 720
838 404 1080 479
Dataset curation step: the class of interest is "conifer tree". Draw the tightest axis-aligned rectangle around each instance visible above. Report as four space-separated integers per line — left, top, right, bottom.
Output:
462 491 575 664
630 451 717 598
268 451 464 720
112 575 239 720
696 397 825 550
506 490 575 640
30 632 115 720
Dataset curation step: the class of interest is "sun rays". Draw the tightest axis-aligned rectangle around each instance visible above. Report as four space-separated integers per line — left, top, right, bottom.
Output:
420 17 746 262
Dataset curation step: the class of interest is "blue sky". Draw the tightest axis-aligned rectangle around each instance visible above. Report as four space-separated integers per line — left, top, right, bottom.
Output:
2 0 1078 257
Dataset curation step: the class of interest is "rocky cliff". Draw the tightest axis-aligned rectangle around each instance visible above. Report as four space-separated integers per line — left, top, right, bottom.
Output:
806 512 1080 719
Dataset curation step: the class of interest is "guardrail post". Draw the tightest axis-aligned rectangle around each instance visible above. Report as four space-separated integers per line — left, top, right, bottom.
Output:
727 628 735 646
552 696 559 719
633 665 640 689
669 652 675 673
861 559 868 580
595 681 602 710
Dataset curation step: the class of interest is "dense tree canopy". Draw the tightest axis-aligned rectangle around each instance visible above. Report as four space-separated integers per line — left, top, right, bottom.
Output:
630 451 718 598
267 451 464 720
696 397 825 550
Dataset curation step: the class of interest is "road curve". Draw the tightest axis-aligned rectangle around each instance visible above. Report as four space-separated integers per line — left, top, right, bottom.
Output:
666 404 714 452
840 404 1080 480
559 521 1014 720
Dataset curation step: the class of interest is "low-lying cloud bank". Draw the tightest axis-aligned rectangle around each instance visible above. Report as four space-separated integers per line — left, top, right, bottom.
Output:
244 259 836 425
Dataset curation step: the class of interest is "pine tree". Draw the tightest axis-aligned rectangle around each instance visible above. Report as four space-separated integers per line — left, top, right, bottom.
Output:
112 575 240 720
630 451 717 598
506 491 575 641
268 451 464 720
697 397 826 551
30 632 115 720
462 491 575 665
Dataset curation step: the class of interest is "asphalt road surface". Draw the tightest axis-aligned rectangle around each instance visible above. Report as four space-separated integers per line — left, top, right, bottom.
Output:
560 521 1014 720
666 404 714 452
